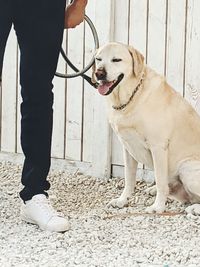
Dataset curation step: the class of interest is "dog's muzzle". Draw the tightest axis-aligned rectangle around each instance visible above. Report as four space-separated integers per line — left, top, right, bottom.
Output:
97 73 124 96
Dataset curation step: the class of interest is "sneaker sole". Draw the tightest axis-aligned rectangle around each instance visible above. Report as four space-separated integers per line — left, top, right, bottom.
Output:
21 213 70 233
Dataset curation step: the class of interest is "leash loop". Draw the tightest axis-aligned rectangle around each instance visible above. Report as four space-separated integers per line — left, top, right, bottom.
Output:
55 15 99 88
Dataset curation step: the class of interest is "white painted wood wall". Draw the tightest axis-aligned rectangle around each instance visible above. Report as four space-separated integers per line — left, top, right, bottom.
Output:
1 0 200 180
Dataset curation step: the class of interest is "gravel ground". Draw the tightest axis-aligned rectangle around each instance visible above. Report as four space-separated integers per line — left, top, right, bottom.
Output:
1 161 200 267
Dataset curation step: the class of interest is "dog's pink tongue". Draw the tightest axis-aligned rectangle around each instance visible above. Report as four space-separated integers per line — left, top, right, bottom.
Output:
97 82 113 95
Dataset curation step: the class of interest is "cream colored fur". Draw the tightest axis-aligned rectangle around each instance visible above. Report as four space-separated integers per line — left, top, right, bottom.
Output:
94 42 200 215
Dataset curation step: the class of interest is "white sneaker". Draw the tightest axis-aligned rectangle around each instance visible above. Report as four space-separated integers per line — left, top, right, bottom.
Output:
20 194 70 232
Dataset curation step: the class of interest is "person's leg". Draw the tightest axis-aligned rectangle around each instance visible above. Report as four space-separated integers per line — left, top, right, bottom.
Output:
0 0 13 82
12 0 69 232
13 0 66 201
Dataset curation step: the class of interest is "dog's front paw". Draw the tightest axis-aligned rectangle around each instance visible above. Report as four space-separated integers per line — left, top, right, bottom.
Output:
107 197 128 209
145 203 165 213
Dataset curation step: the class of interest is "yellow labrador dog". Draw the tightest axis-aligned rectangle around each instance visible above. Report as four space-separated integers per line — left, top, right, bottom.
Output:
93 42 200 215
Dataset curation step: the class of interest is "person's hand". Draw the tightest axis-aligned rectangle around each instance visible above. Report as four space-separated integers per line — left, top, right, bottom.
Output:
65 1 88 29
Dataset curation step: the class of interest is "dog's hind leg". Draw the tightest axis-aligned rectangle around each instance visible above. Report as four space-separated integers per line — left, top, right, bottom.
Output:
179 161 200 215
108 148 138 208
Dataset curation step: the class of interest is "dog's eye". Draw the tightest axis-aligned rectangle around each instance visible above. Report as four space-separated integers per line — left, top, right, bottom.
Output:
96 58 102 61
112 58 122 63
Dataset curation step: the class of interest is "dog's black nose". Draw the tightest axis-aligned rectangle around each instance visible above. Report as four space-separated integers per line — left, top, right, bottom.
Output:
95 68 107 80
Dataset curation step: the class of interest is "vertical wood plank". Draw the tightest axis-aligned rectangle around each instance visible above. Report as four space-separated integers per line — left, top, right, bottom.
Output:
165 0 186 95
1 28 17 153
65 26 84 161
147 0 167 75
113 0 130 43
111 0 130 166
185 0 200 114
129 0 148 56
90 0 113 178
129 0 148 173
82 0 97 162
145 0 167 174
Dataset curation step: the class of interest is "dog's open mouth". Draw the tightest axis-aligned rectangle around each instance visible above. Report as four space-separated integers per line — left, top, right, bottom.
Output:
97 74 124 96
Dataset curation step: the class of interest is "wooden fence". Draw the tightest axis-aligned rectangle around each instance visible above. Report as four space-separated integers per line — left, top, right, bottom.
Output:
1 0 200 180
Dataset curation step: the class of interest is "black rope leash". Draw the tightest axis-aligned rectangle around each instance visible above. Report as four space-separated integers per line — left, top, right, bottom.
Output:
55 15 99 89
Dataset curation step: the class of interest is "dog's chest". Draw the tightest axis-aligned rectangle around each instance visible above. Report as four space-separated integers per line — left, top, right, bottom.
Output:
111 119 153 169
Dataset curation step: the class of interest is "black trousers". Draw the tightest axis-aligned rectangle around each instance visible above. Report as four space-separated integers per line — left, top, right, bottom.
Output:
0 0 66 201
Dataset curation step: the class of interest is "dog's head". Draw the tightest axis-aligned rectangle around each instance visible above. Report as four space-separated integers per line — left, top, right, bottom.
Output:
92 42 144 96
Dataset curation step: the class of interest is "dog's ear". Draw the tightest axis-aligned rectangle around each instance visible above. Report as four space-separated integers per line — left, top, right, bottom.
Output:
128 46 144 77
